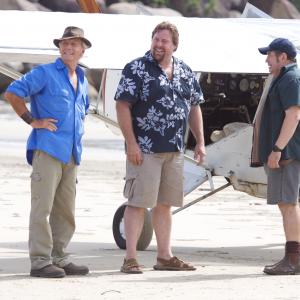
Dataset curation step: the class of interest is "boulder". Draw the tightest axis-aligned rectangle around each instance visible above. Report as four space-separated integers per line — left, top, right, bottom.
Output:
38 0 106 13
249 0 300 18
232 0 249 11
107 2 182 16
0 0 49 11
203 0 230 18
38 0 80 12
272 0 300 18
228 10 242 17
106 0 121 6
219 0 246 11
169 0 203 17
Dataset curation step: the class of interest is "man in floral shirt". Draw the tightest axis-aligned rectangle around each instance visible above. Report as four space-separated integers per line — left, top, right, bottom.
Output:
115 21 206 274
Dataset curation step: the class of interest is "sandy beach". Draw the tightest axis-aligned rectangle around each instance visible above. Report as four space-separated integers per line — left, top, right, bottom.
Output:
0 100 300 300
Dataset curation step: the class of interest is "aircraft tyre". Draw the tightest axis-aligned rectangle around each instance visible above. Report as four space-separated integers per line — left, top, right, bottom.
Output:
112 203 153 251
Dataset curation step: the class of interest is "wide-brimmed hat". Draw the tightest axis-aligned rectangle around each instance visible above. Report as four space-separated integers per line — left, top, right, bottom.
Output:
258 38 296 59
53 26 92 48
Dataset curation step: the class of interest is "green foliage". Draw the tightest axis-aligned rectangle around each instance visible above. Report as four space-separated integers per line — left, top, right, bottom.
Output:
187 0 200 10
153 0 169 6
202 0 216 16
128 0 170 7
151 0 169 6
127 0 217 15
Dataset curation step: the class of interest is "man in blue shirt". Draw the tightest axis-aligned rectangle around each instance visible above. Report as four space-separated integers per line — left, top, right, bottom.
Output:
5 26 91 278
115 21 206 274
257 38 300 275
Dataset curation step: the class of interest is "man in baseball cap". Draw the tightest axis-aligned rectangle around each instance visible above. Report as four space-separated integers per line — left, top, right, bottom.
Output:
258 37 297 59
256 37 300 276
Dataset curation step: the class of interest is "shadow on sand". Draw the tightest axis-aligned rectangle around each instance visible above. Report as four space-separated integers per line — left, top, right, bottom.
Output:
0 241 284 281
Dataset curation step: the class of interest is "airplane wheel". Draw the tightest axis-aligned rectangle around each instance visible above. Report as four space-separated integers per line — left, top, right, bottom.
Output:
112 203 153 251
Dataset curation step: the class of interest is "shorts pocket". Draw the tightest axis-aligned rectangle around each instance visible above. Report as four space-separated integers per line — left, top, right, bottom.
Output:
123 178 135 199
30 172 41 182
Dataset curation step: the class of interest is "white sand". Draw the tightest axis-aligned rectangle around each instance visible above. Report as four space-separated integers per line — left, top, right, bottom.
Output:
0 101 300 300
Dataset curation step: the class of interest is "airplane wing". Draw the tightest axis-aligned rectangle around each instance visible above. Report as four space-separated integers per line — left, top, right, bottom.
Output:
1 10 300 73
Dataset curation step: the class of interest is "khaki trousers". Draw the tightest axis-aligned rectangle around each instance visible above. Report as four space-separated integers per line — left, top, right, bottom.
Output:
29 150 77 270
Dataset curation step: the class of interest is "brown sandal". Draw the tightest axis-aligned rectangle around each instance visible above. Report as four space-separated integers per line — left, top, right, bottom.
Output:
120 258 143 274
153 256 196 271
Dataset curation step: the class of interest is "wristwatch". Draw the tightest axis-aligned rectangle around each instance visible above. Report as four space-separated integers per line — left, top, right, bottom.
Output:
272 145 283 152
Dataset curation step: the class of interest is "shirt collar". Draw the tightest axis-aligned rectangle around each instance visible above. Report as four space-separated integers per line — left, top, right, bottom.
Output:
143 50 178 69
55 58 84 80
280 62 298 74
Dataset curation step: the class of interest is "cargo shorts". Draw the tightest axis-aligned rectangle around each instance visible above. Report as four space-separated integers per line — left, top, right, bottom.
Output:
264 160 300 205
123 152 184 208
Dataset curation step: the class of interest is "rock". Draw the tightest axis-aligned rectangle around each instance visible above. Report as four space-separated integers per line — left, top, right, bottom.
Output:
147 6 182 16
232 0 249 11
107 2 181 16
219 0 246 11
169 0 203 17
208 2 230 17
248 0 300 18
272 0 300 18
106 0 121 6
38 0 80 12
0 0 49 11
38 0 106 13
228 10 242 17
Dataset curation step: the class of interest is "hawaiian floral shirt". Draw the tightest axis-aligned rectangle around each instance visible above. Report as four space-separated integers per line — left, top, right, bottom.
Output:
115 51 204 154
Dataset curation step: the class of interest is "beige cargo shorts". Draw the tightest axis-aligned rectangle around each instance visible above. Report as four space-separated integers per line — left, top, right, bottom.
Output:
123 152 184 208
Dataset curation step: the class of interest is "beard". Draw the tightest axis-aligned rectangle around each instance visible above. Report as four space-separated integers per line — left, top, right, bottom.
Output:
151 48 165 63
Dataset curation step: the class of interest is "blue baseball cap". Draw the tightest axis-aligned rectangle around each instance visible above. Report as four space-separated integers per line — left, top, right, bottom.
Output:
258 38 297 58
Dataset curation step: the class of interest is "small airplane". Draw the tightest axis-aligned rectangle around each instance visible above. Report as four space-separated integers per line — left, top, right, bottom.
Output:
1 1 300 250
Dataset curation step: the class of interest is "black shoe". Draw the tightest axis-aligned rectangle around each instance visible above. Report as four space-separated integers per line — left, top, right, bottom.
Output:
30 264 65 278
62 263 89 275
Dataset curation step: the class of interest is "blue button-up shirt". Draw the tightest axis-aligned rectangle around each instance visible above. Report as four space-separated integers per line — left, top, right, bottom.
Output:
6 58 89 165
114 51 204 153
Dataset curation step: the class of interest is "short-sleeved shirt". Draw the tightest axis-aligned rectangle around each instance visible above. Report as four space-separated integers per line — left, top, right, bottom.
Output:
259 63 300 162
114 51 204 154
6 58 89 165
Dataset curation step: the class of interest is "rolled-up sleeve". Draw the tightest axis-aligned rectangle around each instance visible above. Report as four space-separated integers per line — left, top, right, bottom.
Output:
6 66 46 99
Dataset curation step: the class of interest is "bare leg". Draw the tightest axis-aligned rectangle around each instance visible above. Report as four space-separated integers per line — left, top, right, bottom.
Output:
279 203 300 242
152 203 173 259
124 206 145 260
